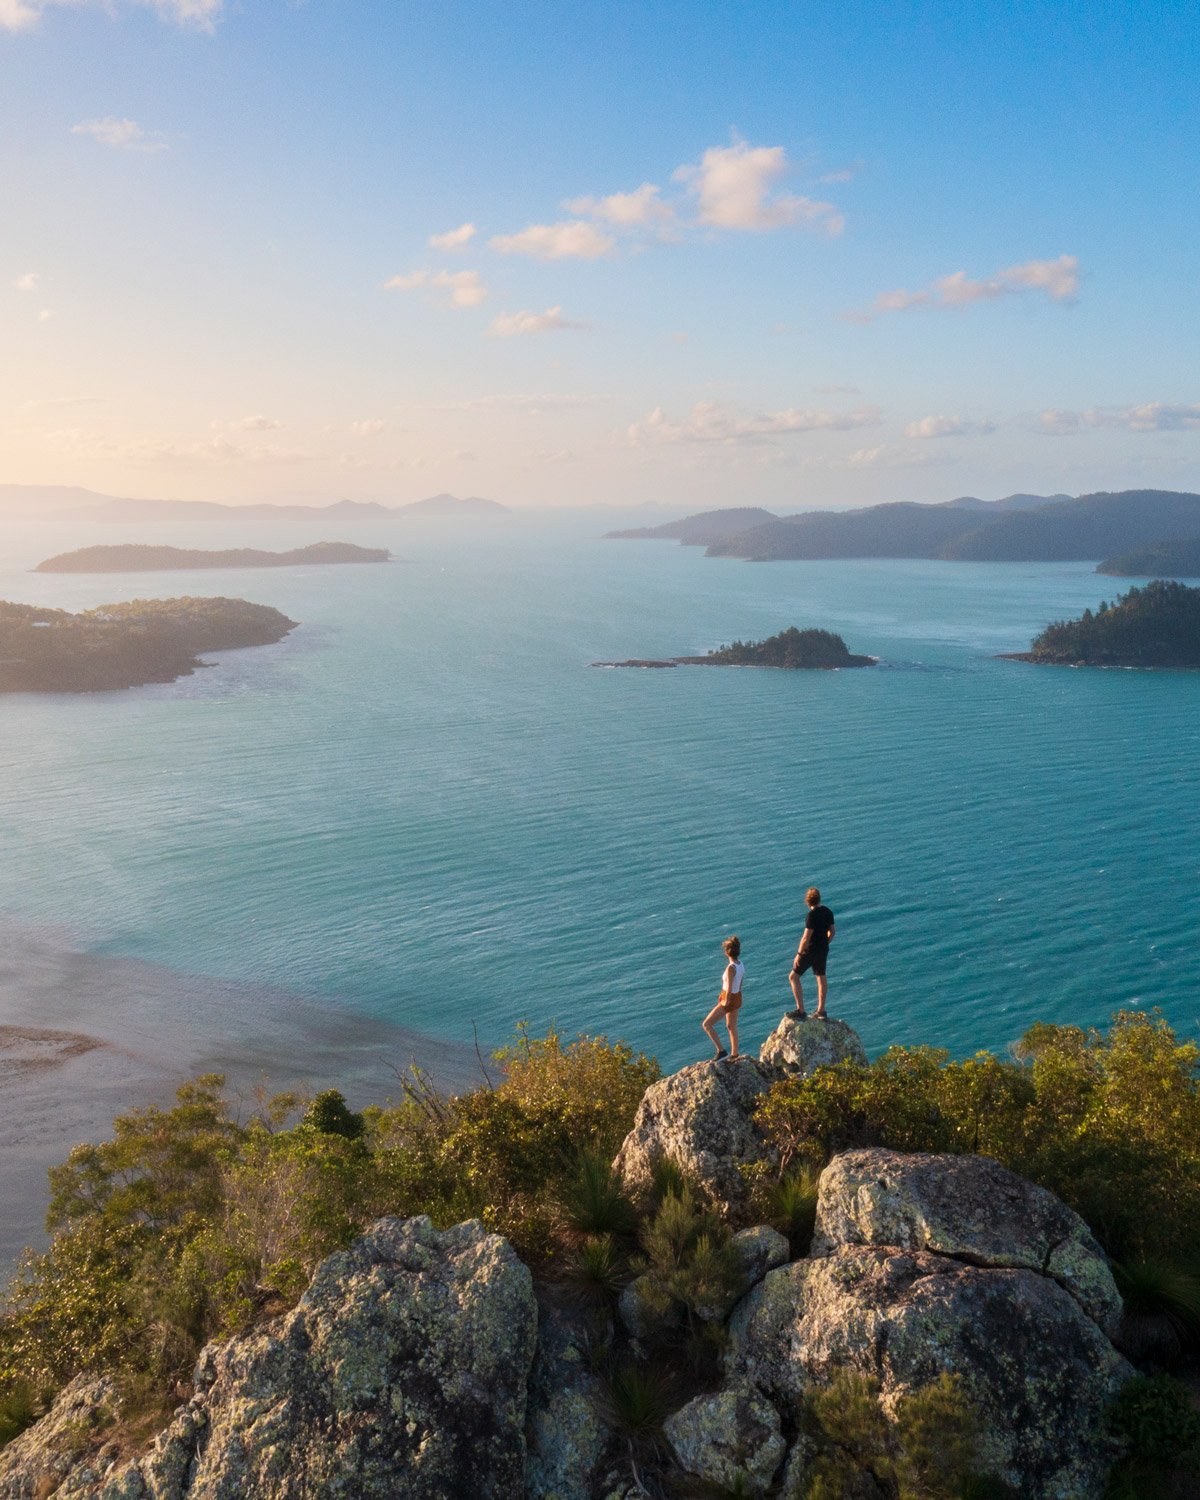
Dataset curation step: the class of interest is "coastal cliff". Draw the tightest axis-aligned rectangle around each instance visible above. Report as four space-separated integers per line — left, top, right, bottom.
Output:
5 1010 1198 1498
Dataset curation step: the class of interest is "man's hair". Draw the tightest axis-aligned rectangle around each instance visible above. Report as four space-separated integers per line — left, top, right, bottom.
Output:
806 887 821 907
723 934 741 959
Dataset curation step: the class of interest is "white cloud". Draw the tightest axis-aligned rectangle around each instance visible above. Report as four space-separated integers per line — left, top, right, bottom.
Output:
564 183 674 228
852 255 1079 320
1035 402 1200 435
350 419 387 436
2 0 221 31
38 308 54 321
46 429 318 466
428 222 476 251
904 414 997 438
673 138 844 235
489 220 615 261
841 444 945 469
383 268 487 308
228 414 283 432
629 400 881 445
71 117 168 152
488 306 588 337
13 272 37 291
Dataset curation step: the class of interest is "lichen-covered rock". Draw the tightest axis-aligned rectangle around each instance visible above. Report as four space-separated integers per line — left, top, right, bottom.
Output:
726 1246 1132 1500
0 1377 117 1499
17 1216 536 1500
612 1058 776 1215
663 1384 786 1496
759 1013 867 1076
524 1307 610 1500
732 1225 791 1286
812 1148 1122 1333
616 1273 678 1342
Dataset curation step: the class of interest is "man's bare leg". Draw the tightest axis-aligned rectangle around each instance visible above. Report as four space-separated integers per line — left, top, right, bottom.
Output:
788 968 806 1016
815 976 828 1018
702 1004 727 1056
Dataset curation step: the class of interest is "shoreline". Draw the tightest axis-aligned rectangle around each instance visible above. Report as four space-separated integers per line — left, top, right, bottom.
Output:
0 918 483 1277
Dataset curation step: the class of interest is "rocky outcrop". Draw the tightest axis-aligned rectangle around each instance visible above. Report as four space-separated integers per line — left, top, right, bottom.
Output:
612 1059 777 1216
727 1245 1130 1498
524 1307 610 1500
1 1217 537 1500
759 1012 867 1075
0 1377 118 1499
664 1384 786 1496
812 1147 1122 1333
731 1224 790 1285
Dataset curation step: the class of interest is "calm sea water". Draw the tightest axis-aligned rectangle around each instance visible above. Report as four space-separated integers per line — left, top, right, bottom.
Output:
1 509 1197 1074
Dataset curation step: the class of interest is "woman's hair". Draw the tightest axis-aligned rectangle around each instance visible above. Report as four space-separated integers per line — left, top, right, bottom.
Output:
806 887 821 907
723 934 741 959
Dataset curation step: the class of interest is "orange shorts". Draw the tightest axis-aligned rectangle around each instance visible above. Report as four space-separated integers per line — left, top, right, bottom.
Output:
718 990 743 1014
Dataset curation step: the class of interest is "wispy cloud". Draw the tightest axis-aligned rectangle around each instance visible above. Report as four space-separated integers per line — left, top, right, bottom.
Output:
629 400 881 445
488 306 588 337
350 419 387 436
227 414 283 432
1035 402 1200 435
489 220 615 261
71 117 168 153
2 0 221 31
564 183 674 228
850 255 1079 321
841 443 946 469
384 268 487 308
428 222 476 251
904 414 997 438
46 429 318 466
673 138 844 235
13 272 37 291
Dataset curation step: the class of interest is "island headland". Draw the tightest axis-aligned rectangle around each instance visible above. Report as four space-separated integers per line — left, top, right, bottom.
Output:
1 1007 1196 1497
0 596 297 693
608 489 1200 564
1097 538 1200 578
1003 579 1200 668
34 542 390 573
594 625 874 670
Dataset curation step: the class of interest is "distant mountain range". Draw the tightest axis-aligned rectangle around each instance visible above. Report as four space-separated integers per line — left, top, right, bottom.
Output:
609 491 1200 563
0 486 507 520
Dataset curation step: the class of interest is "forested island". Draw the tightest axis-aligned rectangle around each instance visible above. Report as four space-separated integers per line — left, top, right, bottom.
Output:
610 490 1200 564
0 597 297 693
34 542 389 573
1005 580 1200 668
1098 539 1200 578
595 625 874 669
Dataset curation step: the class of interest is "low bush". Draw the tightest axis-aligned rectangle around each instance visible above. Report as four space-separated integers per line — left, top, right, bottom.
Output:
755 1010 1200 1261
1104 1375 1200 1498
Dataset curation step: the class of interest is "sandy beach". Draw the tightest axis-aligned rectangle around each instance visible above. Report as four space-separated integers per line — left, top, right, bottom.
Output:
0 918 482 1277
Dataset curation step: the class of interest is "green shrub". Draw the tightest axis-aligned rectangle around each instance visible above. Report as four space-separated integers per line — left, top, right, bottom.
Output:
564 1233 630 1307
0 1381 36 1449
601 1359 677 1442
1113 1258 1200 1362
303 1090 365 1141
1108 1376 1200 1467
756 1011 1200 1260
803 1369 998 1500
634 1187 743 1334
559 1152 639 1240
744 1163 819 1256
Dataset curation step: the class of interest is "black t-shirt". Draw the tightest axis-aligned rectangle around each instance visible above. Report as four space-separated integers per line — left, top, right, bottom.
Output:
805 905 835 951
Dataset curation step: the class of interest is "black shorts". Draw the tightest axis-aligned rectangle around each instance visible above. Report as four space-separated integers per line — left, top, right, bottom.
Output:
793 949 827 978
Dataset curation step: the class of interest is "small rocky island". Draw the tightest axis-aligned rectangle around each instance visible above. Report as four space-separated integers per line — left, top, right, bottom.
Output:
1097 538 1200 578
595 625 874 670
1004 579 1200 668
34 542 389 573
0 596 297 693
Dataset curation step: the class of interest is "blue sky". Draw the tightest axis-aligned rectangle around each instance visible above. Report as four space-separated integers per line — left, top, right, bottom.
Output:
3 0 1198 507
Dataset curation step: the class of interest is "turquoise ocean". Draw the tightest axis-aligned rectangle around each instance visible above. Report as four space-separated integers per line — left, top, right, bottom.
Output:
2 508 1198 1074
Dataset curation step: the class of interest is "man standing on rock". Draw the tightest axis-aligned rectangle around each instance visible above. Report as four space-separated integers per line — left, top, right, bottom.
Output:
790 886 835 1020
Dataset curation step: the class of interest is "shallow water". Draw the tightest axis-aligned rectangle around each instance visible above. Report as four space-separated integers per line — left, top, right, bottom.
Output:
1 508 1197 1079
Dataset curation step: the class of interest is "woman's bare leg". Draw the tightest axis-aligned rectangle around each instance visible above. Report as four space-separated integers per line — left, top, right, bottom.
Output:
702 1003 726 1055
726 1009 740 1057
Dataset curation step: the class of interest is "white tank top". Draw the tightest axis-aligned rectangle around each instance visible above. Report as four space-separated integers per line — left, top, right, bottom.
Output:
726 959 744 994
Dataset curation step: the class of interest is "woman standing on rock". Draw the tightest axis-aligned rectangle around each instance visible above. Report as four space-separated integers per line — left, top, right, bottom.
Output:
703 935 743 1060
